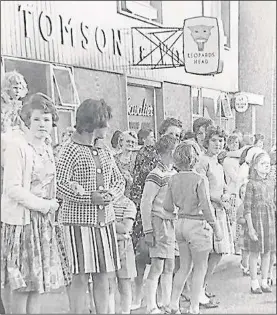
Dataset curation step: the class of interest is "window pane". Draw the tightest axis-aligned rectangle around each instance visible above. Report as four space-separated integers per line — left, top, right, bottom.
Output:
53 68 76 105
53 110 73 144
127 85 155 136
221 1 230 47
4 58 49 99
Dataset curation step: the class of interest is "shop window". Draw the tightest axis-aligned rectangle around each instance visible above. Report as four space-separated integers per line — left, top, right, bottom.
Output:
127 84 156 137
1 58 5 77
202 1 231 49
118 1 163 25
3 57 50 98
221 1 231 48
191 87 203 117
51 107 75 145
52 65 80 106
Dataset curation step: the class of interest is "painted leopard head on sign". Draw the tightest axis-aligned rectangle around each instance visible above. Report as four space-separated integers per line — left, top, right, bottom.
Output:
188 25 214 51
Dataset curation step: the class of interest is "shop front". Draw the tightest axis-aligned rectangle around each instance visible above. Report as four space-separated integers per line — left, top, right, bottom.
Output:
1 1 237 148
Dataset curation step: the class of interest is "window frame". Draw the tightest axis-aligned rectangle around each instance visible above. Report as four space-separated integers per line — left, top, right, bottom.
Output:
202 0 231 50
117 1 163 26
51 65 80 107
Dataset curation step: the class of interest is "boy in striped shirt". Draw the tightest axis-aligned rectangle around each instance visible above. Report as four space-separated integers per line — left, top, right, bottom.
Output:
141 134 178 314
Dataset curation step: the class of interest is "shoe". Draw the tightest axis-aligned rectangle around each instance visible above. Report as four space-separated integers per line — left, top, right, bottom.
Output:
199 301 219 309
147 307 162 314
164 306 181 314
251 287 262 294
205 290 215 298
131 303 142 310
267 278 273 286
261 285 272 293
186 311 200 314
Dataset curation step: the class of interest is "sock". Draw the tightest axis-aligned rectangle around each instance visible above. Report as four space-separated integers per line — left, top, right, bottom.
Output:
251 279 260 289
160 273 173 307
261 279 268 287
199 287 209 304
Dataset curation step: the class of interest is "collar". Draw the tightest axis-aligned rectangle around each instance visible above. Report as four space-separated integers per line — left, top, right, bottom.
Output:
71 131 104 148
157 161 173 172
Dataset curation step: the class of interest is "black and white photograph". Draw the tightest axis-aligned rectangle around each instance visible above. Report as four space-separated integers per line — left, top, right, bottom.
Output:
1 1 276 314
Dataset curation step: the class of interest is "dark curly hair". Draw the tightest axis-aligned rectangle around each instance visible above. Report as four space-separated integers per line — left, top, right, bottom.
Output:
155 134 177 155
137 128 153 146
254 133 265 145
19 92 58 127
75 99 112 133
111 130 122 149
193 117 213 134
158 117 182 137
203 125 225 149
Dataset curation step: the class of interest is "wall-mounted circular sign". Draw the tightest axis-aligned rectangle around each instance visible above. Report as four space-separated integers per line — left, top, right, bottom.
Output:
234 94 249 112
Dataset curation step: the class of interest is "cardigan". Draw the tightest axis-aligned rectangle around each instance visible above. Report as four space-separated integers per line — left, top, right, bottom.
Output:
1 131 53 225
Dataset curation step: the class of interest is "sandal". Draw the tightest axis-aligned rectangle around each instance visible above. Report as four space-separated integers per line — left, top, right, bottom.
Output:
164 306 181 314
267 278 273 286
148 308 162 314
200 301 219 309
261 285 272 293
251 287 262 294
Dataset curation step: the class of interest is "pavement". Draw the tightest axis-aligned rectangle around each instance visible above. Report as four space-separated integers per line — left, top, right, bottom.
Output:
5 254 276 314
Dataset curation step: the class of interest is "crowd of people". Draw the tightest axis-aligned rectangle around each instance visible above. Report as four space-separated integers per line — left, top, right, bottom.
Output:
0 70 276 314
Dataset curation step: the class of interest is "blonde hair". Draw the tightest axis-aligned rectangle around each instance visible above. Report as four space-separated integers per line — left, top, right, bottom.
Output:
1 70 28 98
173 142 198 171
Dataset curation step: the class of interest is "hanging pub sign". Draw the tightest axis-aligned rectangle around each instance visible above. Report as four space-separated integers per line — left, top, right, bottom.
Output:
131 16 224 75
183 16 223 75
234 93 249 112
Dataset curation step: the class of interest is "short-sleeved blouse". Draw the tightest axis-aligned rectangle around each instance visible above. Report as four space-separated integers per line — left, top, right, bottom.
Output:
196 154 225 201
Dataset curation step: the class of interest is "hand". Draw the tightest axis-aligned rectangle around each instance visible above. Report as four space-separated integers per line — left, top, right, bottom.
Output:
49 199 60 212
214 225 223 242
248 228 258 241
144 232 155 247
70 181 85 196
91 191 112 206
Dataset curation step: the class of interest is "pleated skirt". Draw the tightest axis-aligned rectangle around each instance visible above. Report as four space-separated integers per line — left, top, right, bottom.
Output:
62 222 121 274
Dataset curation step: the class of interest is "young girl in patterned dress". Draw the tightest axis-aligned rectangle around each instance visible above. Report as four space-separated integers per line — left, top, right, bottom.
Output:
1 93 63 313
244 152 276 294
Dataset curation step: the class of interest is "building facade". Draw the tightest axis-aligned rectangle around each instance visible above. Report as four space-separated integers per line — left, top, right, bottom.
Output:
236 1 276 151
1 1 239 147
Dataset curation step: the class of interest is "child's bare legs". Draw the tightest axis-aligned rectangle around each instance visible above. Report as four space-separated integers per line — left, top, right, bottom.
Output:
146 258 164 312
132 258 146 307
190 250 210 314
268 251 276 284
92 272 110 314
249 251 260 289
160 258 174 308
11 291 28 314
67 274 89 314
118 278 132 314
169 242 193 311
241 250 250 269
203 252 222 296
260 252 271 288
108 277 116 314
1 285 11 314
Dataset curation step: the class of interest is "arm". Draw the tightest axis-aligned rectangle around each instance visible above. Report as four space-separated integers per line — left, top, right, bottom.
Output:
108 155 125 200
116 217 134 234
223 159 239 185
243 181 256 233
163 179 175 213
56 146 94 203
197 177 217 224
3 141 51 212
226 147 246 158
140 180 160 234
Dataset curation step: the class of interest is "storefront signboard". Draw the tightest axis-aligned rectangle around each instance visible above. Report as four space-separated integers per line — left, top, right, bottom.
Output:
183 16 223 75
234 93 249 112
